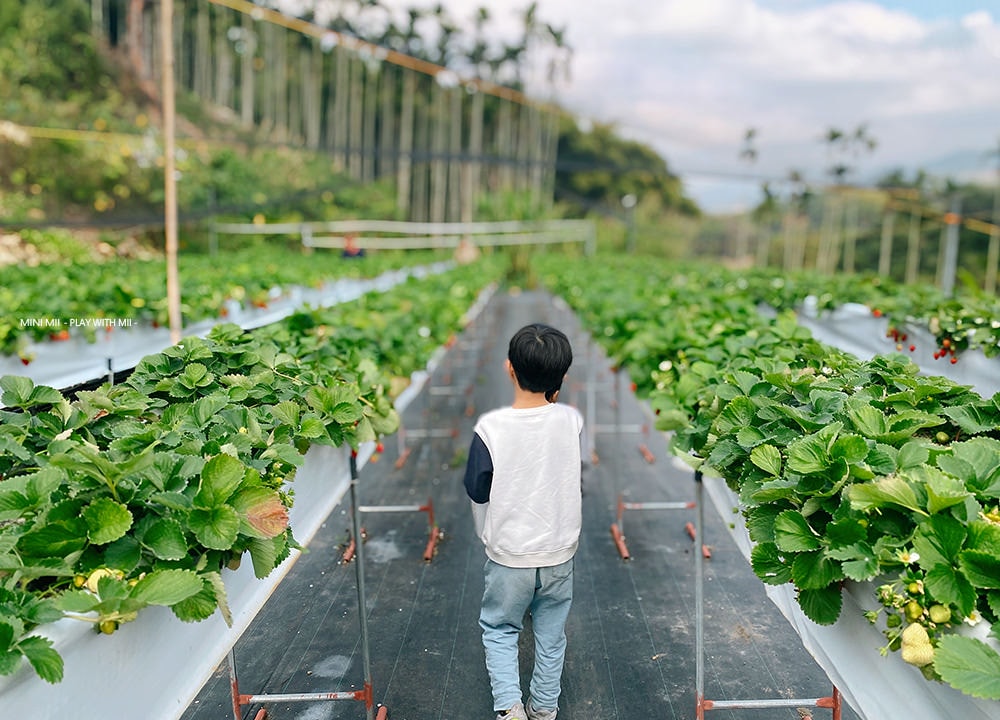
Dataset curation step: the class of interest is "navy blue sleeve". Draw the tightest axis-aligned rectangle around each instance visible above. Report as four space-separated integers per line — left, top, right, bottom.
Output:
463 433 493 504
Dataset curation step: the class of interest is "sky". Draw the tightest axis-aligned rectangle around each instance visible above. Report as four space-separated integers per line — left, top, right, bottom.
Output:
364 0 1000 212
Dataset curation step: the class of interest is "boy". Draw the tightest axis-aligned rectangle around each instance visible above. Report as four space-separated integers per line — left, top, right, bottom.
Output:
463 323 584 720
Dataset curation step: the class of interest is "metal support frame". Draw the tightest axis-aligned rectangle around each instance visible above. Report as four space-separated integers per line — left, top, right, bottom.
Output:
693 470 842 720
609 495 697 561
602 366 700 561
354 499 442 562
392 424 461 470
228 453 389 720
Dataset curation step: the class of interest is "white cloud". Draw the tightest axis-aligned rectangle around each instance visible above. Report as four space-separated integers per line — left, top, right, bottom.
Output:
369 1 1000 208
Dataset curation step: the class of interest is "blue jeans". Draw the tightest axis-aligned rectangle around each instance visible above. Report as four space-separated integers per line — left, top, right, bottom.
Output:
479 557 574 711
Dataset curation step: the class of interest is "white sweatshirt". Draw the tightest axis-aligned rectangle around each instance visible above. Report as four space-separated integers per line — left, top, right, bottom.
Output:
463 402 584 568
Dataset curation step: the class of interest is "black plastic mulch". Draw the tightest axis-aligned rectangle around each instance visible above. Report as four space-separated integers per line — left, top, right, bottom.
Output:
182 289 861 720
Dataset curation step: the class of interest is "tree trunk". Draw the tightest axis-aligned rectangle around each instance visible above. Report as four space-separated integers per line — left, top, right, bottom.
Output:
411 89 429 222
194 1 211 99
463 89 484 224
348 56 364 178
240 11 254 127
429 82 448 223
396 71 416 215
497 101 513 191
305 43 321 149
362 63 379 181
127 0 146 80
332 46 349 171
447 87 463 222
378 65 396 180
214 7 232 110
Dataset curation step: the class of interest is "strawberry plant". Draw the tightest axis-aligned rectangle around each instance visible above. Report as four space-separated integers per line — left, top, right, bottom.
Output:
0 247 448 355
540 254 1000 701
0 256 502 683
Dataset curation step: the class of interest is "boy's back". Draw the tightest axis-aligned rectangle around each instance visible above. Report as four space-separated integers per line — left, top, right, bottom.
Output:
467 402 583 568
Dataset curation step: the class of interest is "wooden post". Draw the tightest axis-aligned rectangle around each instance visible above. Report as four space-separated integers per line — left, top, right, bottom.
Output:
161 0 181 344
842 195 859 274
905 211 921 284
878 209 896 278
987 177 1000 294
940 196 962 297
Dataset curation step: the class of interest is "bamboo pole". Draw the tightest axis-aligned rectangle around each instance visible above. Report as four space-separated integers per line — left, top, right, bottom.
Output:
161 0 181 344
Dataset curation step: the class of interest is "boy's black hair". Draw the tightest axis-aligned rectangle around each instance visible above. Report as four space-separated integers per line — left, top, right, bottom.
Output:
508 323 573 402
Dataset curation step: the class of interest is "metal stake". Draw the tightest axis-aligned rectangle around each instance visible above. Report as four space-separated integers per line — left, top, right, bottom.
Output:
349 451 377 720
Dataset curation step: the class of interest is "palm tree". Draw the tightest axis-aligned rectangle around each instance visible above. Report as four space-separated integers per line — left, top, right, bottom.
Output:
543 22 573 93
466 7 491 78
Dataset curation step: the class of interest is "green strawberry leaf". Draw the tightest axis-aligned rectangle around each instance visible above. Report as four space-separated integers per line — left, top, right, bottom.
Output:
934 635 1000 700
142 518 188 561
958 550 1000 589
83 498 133 545
129 568 204 606
750 542 792 585
195 454 246 508
774 510 822 552
18 635 64 684
189 506 241 550
750 444 782 476
797 585 843 625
